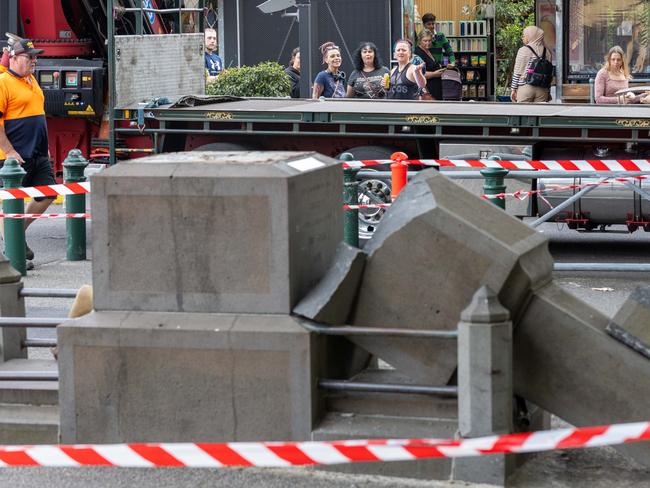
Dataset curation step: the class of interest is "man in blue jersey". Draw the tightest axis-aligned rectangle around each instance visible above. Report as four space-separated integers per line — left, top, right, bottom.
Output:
204 28 223 82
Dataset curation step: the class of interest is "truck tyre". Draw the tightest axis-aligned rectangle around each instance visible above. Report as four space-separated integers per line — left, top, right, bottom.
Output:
342 146 402 240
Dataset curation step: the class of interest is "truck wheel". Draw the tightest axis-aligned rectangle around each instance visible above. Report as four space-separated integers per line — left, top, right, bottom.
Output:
341 146 402 241
192 142 259 151
357 178 392 240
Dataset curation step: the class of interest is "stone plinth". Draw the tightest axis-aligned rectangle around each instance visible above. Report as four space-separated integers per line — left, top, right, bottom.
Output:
59 311 318 443
91 151 342 314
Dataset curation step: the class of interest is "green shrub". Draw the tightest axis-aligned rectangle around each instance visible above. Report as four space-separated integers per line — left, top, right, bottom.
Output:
206 62 292 97
495 0 535 94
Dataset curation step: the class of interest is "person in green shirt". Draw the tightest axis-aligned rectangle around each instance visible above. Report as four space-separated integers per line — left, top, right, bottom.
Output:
421 13 456 66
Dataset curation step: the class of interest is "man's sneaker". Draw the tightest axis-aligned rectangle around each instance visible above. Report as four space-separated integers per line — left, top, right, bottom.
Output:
25 244 34 261
26 261 34 271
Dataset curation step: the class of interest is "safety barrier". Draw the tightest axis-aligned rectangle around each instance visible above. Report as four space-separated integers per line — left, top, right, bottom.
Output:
343 158 650 172
0 420 645 467
342 152 650 243
0 150 90 276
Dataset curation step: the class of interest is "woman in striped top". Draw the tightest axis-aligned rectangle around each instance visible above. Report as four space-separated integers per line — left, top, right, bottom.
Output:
510 26 552 103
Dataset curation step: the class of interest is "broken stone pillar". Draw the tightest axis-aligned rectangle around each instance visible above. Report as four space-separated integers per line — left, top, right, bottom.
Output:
298 168 650 470
606 285 650 356
348 169 553 386
59 151 361 443
0 257 25 362
453 286 514 486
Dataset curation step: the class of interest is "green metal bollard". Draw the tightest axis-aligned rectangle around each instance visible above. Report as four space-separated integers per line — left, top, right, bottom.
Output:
480 167 509 210
0 159 27 275
340 153 359 247
63 149 89 261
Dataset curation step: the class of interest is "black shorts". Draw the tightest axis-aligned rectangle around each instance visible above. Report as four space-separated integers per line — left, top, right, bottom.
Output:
0 154 56 202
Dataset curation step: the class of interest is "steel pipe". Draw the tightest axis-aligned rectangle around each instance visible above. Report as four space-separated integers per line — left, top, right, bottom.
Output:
0 371 58 381
20 288 78 298
319 379 458 397
298 318 458 339
0 318 66 328
530 179 605 227
554 263 650 272
22 340 58 348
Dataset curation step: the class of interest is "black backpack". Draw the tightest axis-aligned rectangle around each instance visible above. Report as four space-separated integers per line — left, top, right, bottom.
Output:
525 46 553 88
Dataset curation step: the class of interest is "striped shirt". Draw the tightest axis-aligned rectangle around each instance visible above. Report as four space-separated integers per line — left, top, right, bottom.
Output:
511 58 534 89
429 32 456 65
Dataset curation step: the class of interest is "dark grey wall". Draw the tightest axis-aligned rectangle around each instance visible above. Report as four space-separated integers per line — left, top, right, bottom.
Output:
0 1 19 50
223 0 401 78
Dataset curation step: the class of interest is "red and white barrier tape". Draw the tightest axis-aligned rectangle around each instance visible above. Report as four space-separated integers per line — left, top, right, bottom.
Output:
0 420 647 467
343 175 649 208
0 182 90 202
0 213 90 219
489 175 650 201
343 204 392 210
343 159 650 172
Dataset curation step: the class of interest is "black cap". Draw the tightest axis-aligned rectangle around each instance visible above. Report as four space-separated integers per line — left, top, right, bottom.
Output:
11 39 44 56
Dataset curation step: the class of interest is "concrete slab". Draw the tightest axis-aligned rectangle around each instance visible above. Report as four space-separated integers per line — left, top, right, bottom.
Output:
293 242 366 324
91 151 342 314
0 404 58 444
58 311 318 444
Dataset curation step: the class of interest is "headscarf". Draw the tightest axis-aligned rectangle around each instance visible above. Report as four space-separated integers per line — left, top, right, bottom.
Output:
513 26 552 83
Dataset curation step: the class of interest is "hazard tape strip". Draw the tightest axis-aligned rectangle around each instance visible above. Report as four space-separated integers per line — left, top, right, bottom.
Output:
342 159 650 172
0 421 648 467
489 175 650 201
343 204 391 210
0 213 90 219
344 175 650 208
0 182 91 202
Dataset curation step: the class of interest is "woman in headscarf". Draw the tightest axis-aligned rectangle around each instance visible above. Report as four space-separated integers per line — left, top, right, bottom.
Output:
510 26 553 103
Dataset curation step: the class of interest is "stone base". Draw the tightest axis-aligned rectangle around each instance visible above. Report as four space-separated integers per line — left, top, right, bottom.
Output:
58 311 356 444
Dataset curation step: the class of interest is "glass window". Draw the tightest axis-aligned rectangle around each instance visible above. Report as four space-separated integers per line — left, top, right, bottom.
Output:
568 0 650 78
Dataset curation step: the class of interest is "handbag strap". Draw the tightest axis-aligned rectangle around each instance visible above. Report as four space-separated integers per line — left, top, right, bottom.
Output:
525 45 546 60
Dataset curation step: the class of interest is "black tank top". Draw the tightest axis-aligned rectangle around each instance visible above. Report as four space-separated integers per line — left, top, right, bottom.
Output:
387 63 419 100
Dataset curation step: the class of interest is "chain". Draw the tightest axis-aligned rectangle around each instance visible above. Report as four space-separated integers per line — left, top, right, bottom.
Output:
324 0 353 64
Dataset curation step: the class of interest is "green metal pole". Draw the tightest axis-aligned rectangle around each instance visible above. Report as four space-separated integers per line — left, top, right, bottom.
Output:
0 159 27 275
340 153 359 248
63 149 89 261
480 167 509 210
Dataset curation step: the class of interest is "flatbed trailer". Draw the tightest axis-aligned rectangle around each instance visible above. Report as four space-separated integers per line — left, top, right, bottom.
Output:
115 98 650 159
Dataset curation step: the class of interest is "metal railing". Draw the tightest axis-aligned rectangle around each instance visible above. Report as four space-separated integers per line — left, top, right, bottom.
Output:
299 317 457 396
319 380 458 397
299 318 458 339
20 288 78 299
0 371 58 381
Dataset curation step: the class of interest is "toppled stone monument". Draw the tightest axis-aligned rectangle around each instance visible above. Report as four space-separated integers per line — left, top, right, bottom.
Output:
59 151 366 443
297 168 650 468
